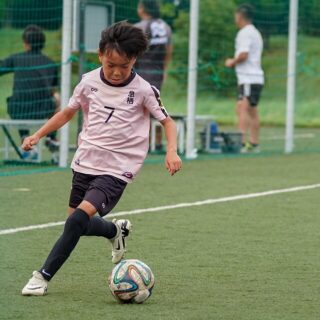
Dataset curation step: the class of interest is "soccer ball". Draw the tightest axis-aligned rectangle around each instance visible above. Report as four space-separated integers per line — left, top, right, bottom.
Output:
108 259 155 304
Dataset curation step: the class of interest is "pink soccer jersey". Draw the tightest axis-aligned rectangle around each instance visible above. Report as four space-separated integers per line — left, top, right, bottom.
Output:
68 67 168 182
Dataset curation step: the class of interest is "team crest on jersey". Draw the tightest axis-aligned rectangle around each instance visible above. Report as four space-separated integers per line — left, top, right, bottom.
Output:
127 91 135 104
91 87 98 92
122 172 133 179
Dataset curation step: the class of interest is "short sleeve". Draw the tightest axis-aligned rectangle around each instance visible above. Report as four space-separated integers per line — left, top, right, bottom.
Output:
236 29 251 53
144 85 169 121
68 80 87 110
0 55 14 76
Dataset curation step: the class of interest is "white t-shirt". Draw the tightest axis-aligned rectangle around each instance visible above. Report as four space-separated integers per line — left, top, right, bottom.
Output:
235 24 264 85
68 68 168 182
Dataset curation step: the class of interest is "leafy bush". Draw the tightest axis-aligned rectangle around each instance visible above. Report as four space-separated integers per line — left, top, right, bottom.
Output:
4 0 62 29
172 0 237 95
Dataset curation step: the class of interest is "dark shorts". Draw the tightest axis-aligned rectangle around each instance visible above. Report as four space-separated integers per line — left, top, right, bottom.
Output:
237 84 263 107
69 171 127 217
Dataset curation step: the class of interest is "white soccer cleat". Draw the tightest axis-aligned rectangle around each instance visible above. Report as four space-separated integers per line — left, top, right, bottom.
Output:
21 271 48 296
110 219 132 264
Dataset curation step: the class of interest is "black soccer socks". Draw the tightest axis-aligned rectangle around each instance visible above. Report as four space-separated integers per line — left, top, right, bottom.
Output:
40 209 90 281
84 216 117 239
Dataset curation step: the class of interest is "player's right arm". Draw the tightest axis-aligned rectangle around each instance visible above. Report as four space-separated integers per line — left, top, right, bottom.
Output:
0 55 14 76
22 107 77 151
225 52 248 68
225 29 250 68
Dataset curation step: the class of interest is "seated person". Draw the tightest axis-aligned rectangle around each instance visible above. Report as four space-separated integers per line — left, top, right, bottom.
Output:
0 25 60 161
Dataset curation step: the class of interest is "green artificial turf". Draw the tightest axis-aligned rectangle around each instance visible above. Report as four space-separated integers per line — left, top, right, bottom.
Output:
1 154 320 320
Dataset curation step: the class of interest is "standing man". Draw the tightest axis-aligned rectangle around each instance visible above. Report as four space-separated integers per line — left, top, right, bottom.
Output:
135 0 173 151
225 4 264 153
135 0 173 90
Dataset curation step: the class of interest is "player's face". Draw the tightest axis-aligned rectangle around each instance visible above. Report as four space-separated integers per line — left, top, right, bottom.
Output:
235 13 242 28
99 50 136 85
137 4 144 19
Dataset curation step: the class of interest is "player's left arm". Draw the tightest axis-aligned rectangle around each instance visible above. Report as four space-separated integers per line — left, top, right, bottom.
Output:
145 85 182 175
225 32 251 68
160 117 182 176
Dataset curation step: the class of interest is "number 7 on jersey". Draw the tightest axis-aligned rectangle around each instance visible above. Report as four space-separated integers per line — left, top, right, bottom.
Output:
104 106 115 123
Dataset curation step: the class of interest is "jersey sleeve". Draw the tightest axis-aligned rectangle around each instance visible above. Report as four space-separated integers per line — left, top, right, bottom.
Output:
68 79 88 110
236 30 251 53
144 85 169 122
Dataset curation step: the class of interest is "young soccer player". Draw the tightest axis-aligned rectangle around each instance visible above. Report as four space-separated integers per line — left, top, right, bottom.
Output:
21 22 182 296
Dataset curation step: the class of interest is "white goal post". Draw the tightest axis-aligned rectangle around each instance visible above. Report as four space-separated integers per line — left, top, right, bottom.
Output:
59 0 116 167
59 0 73 167
285 0 299 154
186 0 200 159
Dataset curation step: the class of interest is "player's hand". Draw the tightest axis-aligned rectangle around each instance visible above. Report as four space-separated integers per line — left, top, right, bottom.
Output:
21 134 40 151
225 58 235 68
165 151 182 176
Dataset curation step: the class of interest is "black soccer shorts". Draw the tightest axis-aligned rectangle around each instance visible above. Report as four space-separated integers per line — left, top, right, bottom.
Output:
237 84 263 107
69 171 127 217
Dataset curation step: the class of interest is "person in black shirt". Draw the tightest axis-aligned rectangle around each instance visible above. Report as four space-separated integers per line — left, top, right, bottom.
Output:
0 25 60 160
135 0 173 151
135 0 173 91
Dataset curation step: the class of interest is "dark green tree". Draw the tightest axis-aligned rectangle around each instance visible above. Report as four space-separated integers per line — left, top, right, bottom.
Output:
172 0 237 93
5 0 63 29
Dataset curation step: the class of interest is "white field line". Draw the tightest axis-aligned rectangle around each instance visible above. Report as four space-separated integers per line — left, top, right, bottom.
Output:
1 183 320 236
263 133 316 141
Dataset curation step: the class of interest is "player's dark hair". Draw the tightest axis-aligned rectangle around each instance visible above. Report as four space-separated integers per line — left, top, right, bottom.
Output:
22 25 46 52
139 0 161 19
99 21 148 59
236 4 255 21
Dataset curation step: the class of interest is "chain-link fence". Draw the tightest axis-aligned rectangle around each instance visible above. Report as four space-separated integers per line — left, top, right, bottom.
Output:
0 0 319 175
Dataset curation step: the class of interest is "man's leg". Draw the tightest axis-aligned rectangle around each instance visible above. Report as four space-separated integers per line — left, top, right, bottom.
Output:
248 106 260 145
236 98 250 144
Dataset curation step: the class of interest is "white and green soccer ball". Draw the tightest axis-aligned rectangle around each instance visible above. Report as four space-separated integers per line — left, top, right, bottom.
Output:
108 259 155 304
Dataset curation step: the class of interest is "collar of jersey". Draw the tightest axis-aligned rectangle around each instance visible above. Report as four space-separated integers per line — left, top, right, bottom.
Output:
100 68 136 87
